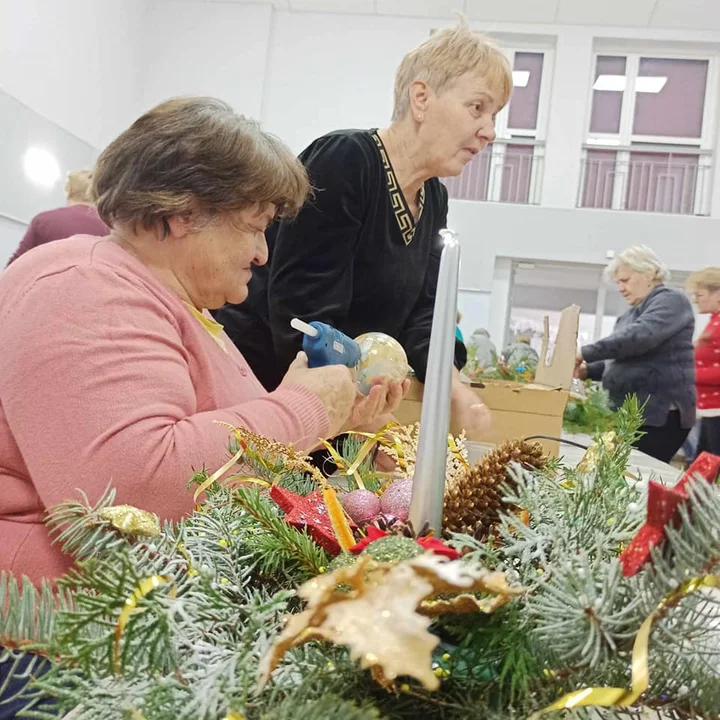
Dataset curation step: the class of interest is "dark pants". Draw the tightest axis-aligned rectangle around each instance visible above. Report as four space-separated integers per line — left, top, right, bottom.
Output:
697 416 720 456
0 653 56 719
634 410 691 464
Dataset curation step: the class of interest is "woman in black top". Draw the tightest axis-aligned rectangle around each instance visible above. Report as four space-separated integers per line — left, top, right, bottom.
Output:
216 24 512 439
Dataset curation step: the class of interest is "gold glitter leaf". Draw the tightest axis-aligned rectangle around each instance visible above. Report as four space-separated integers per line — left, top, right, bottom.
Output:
98 505 160 537
260 554 521 691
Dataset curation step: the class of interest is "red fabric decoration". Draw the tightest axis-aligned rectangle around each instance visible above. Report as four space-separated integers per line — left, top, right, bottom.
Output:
415 536 462 560
348 526 461 560
348 526 388 554
619 452 720 577
270 486 346 555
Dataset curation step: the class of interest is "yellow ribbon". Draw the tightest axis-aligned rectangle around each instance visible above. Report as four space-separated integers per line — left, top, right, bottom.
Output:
193 446 245 502
447 434 470 470
224 475 271 489
321 422 408 490
319 438 366 490
320 485 355 552
133 710 243 720
114 575 172 673
531 574 720 717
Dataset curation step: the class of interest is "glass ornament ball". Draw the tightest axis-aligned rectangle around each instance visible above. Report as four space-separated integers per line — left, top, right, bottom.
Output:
354 332 409 396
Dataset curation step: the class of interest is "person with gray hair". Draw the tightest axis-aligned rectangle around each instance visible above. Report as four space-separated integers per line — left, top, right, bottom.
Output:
575 245 696 462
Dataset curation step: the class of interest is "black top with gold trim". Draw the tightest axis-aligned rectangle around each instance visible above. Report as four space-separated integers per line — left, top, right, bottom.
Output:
214 128 467 391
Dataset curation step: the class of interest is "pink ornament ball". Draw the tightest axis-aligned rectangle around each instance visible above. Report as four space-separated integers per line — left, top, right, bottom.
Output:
340 489 381 524
379 479 413 522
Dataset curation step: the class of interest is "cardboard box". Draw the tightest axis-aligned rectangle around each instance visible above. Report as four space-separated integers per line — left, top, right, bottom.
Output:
395 305 581 456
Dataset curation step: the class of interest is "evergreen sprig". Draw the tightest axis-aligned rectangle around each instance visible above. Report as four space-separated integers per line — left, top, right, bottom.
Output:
1 398 718 719
232 487 329 579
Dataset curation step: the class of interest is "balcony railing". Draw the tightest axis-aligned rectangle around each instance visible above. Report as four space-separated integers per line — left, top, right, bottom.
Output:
577 144 713 216
442 138 544 205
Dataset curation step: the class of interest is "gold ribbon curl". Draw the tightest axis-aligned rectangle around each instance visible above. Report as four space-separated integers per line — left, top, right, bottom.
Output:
114 575 173 673
532 574 720 717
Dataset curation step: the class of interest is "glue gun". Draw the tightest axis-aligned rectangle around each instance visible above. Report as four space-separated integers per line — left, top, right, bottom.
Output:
290 318 361 370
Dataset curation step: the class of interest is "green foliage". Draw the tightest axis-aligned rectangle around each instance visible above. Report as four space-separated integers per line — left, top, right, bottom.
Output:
232 487 329 581
331 434 387 494
563 386 615 436
1 398 719 719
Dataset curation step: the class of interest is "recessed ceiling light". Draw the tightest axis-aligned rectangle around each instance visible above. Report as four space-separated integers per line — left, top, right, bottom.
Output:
23 147 61 188
635 76 667 93
593 75 667 93
512 70 530 88
593 75 626 92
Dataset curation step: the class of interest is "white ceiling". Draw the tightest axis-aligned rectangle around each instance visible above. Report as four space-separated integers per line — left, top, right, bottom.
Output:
199 0 720 32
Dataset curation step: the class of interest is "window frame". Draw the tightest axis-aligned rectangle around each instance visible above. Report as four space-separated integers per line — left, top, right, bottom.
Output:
459 45 554 205
580 47 719 215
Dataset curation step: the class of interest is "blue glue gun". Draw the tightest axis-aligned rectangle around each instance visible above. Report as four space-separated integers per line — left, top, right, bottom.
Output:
290 318 361 369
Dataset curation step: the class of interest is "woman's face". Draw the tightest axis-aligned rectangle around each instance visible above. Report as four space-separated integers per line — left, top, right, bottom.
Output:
614 264 656 307
172 203 273 309
420 72 504 178
693 286 720 314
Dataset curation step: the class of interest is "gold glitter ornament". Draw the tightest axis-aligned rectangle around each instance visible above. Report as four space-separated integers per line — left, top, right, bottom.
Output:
98 505 160 537
577 431 617 475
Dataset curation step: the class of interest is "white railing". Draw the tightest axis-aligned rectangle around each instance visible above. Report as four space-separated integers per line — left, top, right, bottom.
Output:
577 145 713 216
442 138 545 205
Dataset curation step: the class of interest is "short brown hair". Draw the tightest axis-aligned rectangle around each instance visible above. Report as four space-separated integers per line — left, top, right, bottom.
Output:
65 170 94 203
392 24 513 121
687 268 720 293
91 97 309 231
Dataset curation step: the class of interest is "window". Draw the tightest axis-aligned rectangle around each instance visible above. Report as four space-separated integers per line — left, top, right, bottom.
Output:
442 49 551 206
579 52 717 215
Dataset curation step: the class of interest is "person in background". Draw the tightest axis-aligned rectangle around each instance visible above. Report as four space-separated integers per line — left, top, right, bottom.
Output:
214 22 510 440
5 169 107 266
686 268 720 455
575 245 695 463
454 311 467 371
455 311 464 344
0 97 406 586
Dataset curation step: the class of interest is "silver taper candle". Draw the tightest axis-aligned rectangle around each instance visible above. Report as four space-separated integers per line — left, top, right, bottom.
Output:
408 228 461 534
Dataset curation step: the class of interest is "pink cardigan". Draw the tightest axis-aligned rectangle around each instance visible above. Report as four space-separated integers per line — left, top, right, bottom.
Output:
0 236 329 584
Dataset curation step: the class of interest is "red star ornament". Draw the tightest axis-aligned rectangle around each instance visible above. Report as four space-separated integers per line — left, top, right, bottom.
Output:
619 452 720 577
270 486 353 555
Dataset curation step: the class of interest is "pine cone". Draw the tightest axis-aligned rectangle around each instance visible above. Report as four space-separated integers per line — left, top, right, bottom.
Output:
442 439 545 539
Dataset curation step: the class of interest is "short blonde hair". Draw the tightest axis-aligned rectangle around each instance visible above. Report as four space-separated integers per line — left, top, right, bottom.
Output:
605 245 671 284
65 170 94 203
392 24 513 121
687 267 720 293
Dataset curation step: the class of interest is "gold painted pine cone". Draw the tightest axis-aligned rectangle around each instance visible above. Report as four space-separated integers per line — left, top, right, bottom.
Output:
443 439 545 538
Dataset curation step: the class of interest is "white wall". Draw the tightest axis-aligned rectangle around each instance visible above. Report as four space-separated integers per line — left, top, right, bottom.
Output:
139 1 273 121
3 2 719 308
0 0 146 148
263 10 435 152
457 289 491 338
450 200 720 293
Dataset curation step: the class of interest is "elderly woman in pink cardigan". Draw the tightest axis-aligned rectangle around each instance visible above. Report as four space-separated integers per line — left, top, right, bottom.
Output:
0 98 407 584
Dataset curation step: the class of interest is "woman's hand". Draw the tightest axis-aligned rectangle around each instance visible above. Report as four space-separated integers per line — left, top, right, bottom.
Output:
574 352 588 381
280 352 357 436
450 379 491 441
341 378 410 433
